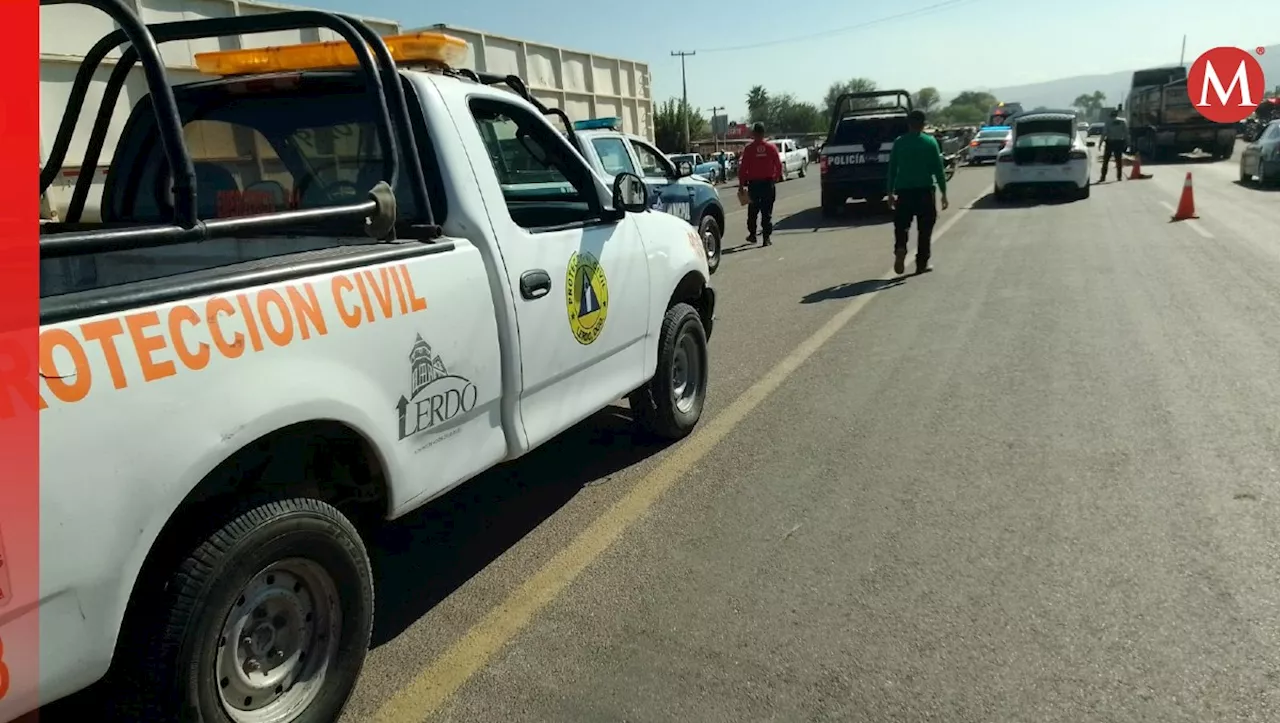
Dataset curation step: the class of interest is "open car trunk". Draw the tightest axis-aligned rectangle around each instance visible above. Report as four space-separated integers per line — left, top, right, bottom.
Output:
1012 119 1075 165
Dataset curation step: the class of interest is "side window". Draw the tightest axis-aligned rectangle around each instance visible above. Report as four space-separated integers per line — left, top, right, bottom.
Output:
470 99 602 231
631 141 672 179
591 137 637 176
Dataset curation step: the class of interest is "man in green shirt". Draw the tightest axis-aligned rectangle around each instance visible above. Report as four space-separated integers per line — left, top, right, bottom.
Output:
887 109 949 275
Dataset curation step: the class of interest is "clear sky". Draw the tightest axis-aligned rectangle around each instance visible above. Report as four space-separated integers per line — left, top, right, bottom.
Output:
298 0 1278 120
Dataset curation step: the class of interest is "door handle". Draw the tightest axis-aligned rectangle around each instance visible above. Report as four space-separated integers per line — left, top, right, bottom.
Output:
520 269 552 300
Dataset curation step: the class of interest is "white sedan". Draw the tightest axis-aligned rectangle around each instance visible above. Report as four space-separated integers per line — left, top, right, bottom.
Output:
993 112 1093 201
967 126 1011 164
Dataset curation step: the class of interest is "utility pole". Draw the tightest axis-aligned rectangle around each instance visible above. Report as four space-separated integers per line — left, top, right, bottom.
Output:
709 105 724 154
671 50 696 152
1179 34 1187 67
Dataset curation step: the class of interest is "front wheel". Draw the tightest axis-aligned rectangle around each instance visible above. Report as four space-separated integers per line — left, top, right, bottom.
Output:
127 498 374 723
799 164 807 178
629 302 709 440
698 213 722 274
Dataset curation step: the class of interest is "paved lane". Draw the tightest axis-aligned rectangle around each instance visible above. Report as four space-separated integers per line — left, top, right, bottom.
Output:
363 161 1280 723
335 168 994 721
40 155 1280 722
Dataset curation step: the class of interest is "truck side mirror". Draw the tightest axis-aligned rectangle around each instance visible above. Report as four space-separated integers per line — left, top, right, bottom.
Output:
612 172 649 213
676 161 694 178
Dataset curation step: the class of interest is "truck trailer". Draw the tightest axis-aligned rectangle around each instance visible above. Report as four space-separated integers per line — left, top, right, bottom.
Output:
1124 65 1236 161
416 24 654 143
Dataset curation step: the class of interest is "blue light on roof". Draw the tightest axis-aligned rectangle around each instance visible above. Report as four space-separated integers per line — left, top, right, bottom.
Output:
573 117 622 131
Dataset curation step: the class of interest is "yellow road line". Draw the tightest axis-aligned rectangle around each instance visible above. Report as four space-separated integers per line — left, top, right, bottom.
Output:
372 191 983 723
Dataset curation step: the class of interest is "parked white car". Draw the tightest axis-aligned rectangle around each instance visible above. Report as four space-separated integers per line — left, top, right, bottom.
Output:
993 112 1093 201
770 138 809 180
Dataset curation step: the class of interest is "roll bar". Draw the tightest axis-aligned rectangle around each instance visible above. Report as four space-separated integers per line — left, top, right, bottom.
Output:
39 0 434 255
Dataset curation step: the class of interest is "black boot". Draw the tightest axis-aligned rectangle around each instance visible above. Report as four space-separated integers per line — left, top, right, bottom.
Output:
915 256 932 274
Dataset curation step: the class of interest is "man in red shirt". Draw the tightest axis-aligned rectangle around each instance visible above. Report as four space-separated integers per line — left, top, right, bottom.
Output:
737 122 783 247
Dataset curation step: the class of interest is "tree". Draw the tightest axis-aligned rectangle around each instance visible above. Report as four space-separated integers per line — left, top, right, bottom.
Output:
931 90 998 126
768 93 825 134
823 77 878 118
913 87 941 113
747 85 771 125
1072 90 1108 119
653 97 707 152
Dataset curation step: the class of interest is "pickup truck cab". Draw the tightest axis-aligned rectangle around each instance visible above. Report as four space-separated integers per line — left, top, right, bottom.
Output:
770 138 809 180
571 122 725 273
15 6 716 722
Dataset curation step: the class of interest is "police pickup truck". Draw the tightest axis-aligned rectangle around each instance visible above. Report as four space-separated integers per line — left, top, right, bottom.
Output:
819 89 913 217
568 118 726 273
12 5 716 722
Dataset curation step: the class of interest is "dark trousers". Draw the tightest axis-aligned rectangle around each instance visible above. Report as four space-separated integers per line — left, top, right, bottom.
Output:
1101 141 1124 180
746 180 776 239
893 187 937 262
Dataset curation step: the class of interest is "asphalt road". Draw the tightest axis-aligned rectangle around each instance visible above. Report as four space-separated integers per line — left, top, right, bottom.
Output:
36 148 1280 722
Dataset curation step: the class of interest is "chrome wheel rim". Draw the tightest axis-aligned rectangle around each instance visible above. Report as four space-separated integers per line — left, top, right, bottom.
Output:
214 559 342 723
701 226 718 261
671 330 702 414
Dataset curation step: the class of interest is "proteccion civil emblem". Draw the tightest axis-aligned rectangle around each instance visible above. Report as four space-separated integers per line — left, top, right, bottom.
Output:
565 251 609 345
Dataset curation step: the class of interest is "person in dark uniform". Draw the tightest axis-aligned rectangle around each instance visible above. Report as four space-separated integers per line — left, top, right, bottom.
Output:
887 109 949 275
1100 107 1128 182
737 121 783 247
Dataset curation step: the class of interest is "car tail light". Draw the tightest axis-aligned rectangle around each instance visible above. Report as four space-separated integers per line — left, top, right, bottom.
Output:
997 154 1014 163
820 156 829 174
1069 149 1088 160
969 140 979 147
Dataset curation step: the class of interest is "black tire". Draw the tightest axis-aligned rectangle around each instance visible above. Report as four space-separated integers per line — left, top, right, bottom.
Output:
799 164 807 178
127 498 374 723
993 185 1007 203
629 303 708 440
698 213 722 275
1077 181 1090 200
820 190 841 217
1218 144 1235 161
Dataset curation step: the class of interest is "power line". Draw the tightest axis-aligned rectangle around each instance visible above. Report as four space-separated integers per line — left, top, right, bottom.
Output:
694 0 978 54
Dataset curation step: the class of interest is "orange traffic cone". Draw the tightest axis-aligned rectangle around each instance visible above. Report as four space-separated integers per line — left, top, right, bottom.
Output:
1128 153 1150 180
1171 172 1198 220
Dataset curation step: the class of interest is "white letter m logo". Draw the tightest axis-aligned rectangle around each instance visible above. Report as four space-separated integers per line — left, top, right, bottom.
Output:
1197 60 1256 107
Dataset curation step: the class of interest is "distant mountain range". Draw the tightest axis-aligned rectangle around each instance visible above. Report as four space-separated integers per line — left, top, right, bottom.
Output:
943 43 1280 111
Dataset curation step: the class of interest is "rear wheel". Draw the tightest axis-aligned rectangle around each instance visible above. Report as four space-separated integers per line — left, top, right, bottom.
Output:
820 191 841 217
1076 181 1091 200
993 184 1008 203
698 213 722 275
630 303 708 440
126 498 374 723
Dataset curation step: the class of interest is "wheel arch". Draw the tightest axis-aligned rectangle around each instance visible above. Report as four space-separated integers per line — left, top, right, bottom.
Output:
109 419 390 669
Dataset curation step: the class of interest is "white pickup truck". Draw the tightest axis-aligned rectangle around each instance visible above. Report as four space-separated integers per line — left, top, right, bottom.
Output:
10 6 716 722
770 138 810 180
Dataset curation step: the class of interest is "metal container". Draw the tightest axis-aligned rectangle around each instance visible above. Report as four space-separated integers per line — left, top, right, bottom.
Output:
418 23 654 142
